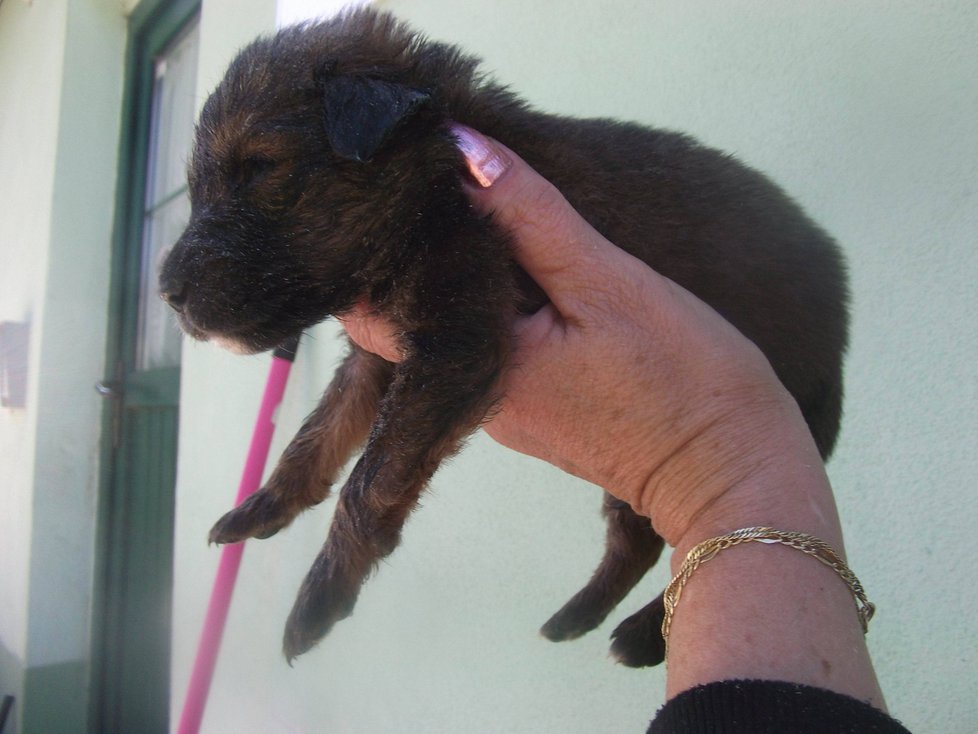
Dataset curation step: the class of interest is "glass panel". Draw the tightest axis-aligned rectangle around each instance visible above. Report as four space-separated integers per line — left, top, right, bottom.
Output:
148 23 200 209
139 194 191 372
136 20 199 371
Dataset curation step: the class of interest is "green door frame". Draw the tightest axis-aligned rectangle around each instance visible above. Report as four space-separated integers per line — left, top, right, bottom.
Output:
91 0 199 732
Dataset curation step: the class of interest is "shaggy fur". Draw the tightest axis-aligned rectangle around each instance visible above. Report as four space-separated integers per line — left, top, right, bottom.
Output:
159 9 848 664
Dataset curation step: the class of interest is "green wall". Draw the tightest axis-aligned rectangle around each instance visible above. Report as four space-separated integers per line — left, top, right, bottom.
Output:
0 0 126 732
5 0 972 732
0 0 67 694
170 2 978 732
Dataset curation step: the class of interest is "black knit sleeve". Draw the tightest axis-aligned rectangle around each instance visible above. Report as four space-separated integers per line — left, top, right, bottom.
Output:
647 680 911 734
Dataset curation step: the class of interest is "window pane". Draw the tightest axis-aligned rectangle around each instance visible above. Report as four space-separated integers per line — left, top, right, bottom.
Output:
148 22 200 208
136 20 199 371
138 194 191 370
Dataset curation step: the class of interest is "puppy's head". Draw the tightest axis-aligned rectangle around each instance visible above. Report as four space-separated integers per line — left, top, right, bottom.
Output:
159 10 476 353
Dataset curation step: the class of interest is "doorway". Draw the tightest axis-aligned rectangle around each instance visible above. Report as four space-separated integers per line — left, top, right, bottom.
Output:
92 1 199 731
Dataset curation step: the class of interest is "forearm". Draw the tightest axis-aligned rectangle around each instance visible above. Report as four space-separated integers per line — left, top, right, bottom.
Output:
653 394 885 710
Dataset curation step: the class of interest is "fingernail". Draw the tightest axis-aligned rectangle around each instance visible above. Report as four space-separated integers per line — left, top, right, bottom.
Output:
450 123 511 187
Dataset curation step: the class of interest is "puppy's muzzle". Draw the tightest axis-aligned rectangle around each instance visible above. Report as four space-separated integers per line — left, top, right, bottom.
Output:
159 278 189 314
158 245 207 340
159 227 204 320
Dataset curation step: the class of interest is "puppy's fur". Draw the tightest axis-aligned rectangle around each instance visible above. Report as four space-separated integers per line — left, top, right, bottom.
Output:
160 9 848 665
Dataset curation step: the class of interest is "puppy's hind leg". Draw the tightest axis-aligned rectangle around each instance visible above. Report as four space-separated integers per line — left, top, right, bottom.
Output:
540 494 665 642
209 342 394 545
609 592 667 667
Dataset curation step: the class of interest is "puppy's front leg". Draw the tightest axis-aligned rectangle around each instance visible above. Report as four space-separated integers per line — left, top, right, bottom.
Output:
209 342 394 544
281 333 506 660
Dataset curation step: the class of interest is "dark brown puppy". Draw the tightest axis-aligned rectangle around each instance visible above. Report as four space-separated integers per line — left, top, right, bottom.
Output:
160 9 848 665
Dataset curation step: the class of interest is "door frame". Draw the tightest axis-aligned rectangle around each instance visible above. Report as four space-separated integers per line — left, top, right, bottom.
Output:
91 0 199 731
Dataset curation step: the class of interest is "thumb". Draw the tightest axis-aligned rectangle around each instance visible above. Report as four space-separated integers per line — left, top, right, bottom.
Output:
450 124 633 314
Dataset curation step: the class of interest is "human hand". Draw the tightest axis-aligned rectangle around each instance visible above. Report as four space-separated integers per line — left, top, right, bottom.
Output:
340 125 825 548
344 126 888 710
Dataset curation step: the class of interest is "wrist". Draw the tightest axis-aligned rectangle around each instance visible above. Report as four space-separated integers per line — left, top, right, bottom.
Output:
637 387 841 552
670 467 844 574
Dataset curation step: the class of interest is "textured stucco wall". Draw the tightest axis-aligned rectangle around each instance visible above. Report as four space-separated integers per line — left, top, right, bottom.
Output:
169 1 978 732
0 0 67 672
0 0 126 730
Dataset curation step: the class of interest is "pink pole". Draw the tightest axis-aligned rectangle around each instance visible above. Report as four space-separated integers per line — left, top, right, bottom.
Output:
177 339 299 734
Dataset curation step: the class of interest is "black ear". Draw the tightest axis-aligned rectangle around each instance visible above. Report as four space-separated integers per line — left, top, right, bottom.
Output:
320 72 430 162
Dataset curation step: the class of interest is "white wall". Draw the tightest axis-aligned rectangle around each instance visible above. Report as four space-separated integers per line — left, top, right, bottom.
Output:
169 1 978 732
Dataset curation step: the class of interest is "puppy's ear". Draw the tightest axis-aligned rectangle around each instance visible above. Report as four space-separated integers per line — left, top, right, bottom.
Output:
319 70 430 162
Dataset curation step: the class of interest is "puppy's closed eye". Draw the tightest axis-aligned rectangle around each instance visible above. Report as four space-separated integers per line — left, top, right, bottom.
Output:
233 153 303 214
236 154 276 190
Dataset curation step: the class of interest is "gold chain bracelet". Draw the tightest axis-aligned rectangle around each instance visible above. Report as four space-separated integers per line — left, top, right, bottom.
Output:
661 527 876 653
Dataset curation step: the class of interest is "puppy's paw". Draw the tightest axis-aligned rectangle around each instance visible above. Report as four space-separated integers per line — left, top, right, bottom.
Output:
539 596 609 642
608 595 666 668
208 489 295 544
282 555 359 662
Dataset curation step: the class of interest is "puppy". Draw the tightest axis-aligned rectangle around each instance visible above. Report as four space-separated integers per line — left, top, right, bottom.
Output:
159 9 848 665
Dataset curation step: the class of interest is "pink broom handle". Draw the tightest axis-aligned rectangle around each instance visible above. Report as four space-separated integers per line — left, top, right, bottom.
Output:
177 336 299 734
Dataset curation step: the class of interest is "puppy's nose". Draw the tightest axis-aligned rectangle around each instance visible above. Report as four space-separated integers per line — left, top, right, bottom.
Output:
160 282 189 313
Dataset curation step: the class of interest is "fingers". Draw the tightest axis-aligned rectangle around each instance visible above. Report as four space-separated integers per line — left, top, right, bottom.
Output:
451 124 608 309
337 302 403 363
342 124 659 358
450 124 652 317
